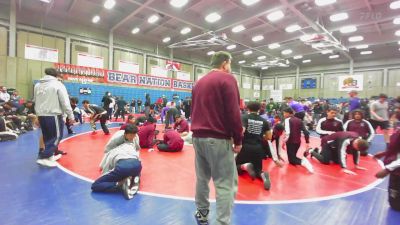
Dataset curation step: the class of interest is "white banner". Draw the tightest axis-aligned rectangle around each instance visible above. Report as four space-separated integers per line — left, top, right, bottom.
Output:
253 84 261 90
176 71 191 81
243 83 251 89
151 66 168 77
338 74 363 91
262 84 274 91
270 89 283 102
77 53 104 68
253 92 260 98
279 83 293 90
118 60 139 73
25 44 59 63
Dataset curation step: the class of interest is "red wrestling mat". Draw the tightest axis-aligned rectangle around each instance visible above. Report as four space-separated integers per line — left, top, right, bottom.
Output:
58 127 383 202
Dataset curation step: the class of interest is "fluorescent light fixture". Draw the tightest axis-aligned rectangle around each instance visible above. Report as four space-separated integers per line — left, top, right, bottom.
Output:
226 44 237 50
267 10 284 22
285 24 301 33
180 27 191 34
315 0 336 6
281 49 293 55
243 50 253 55
293 55 303 59
131 27 140 34
92 15 100 23
321 50 333 54
396 30 400 36
252 35 264 42
238 60 246 64
312 43 326 48
360 51 373 55
348 36 364 42
329 54 339 59
104 0 116 9
257 56 266 60
355 44 368 49
302 59 311 63
330 12 348 22
268 43 280 49
393 18 400 25
148 15 159 24
170 0 188 8
398 41 400 45
340 25 357 34
300 34 315 42
162 37 171 43
390 1 400 9
40 0 52 3
241 0 260 6
261 66 269 70
207 51 215 55
232 25 245 33
205 12 221 23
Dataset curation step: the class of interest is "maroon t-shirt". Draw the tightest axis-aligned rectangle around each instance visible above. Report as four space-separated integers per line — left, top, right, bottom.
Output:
138 123 156 148
384 130 400 176
174 119 189 133
164 130 184 151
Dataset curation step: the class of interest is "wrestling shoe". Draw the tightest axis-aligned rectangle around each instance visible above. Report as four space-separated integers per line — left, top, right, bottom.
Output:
194 209 209 225
51 154 62 161
36 157 57 167
261 172 271 190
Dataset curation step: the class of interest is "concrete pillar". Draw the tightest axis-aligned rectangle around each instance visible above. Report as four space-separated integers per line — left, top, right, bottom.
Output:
65 36 71 64
108 32 113 70
9 0 16 57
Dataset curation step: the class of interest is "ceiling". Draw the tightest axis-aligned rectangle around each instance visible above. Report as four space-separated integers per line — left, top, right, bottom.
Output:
0 0 399 71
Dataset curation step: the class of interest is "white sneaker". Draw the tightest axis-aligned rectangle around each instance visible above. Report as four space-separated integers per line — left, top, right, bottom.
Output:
36 158 58 167
301 158 314 173
51 154 62 161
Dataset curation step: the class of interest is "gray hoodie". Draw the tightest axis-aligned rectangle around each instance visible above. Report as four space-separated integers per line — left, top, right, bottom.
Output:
33 75 74 119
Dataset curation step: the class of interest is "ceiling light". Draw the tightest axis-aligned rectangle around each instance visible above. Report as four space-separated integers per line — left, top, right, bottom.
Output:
148 15 159 24
205 12 221 23
267 10 284 22
302 59 311 63
340 25 357 33
226 44 237 50
207 51 215 55
243 50 253 55
162 37 171 43
232 25 245 33
252 35 264 42
40 0 51 3
348 36 364 42
312 43 326 48
393 18 400 25
104 0 116 9
330 12 348 22
261 66 269 70
315 0 336 6
282 49 293 55
355 44 368 49
398 41 400 45
396 30 400 36
360 51 373 55
293 55 303 59
257 56 266 60
268 43 280 49
285 24 301 33
131 27 140 34
329 54 339 59
170 0 188 8
238 60 246 64
241 0 260 6
321 50 333 54
92 15 100 23
180 27 191 34
300 34 315 42
390 1 400 9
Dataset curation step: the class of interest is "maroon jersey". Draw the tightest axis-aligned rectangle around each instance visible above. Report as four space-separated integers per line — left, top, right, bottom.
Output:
344 119 375 142
383 130 400 176
138 123 156 148
284 116 309 144
174 119 189 133
164 130 184 151
321 131 360 168
316 117 343 137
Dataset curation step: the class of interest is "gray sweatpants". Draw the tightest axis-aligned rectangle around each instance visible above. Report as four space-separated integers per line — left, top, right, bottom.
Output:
193 137 238 225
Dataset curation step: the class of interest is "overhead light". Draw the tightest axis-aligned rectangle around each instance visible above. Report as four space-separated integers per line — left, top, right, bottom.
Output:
207 51 215 55
104 0 116 9
360 51 373 55
293 55 303 59
329 54 339 59
261 66 269 70
243 50 253 55
285 24 301 33
355 44 369 49
205 12 221 23
232 25 245 33
302 59 311 63
226 44 237 50
131 27 140 34
300 34 315 42
241 0 260 6
393 18 400 25
340 25 357 33
180 27 191 34
390 1 400 9
398 41 400 45
267 10 284 22
330 12 348 22
312 43 326 48
348 36 364 42
396 30 400 36
170 0 188 8
148 15 159 24
252 35 264 42
162 37 171 43
92 15 100 23
282 49 293 55
238 60 246 64
257 56 266 60
268 43 280 49
40 0 52 3
315 0 336 6
321 50 333 54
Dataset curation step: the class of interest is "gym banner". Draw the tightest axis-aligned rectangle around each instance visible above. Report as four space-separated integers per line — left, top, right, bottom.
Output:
338 74 363 91
172 79 194 90
55 63 105 83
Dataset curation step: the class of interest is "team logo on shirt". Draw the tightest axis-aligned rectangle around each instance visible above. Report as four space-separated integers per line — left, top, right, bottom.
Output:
247 119 263 135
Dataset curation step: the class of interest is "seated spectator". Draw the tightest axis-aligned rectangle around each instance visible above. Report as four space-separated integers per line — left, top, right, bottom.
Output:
0 86 10 103
0 107 18 141
138 116 157 148
121 115 137 130
157 128 184 152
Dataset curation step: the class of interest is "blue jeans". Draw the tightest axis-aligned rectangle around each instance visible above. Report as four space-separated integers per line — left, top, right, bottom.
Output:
38 115 64 159
91 158 142 192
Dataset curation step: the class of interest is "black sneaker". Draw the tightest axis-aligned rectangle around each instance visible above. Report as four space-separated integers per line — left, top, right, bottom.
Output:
261 172 271 190
194 209 209 225
246 163 257 180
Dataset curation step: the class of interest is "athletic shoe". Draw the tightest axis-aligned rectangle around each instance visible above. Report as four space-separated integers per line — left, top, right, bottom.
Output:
130 176 140 196
122 177 133 200
261 172 271 190
51 154 62 161
246 163 257 180
36 158 57 167
194 209 209 225
55 150 67 155
68 131 76 135
304 148 313 157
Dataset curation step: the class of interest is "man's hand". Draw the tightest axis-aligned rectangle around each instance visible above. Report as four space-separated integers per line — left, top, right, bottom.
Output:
233 145 242 153
375 169 390 178
342 168 357 175
355 165 367 171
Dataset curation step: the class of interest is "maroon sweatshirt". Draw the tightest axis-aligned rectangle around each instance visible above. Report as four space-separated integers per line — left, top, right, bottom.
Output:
191 70 243 145
164 130 184 151
284 116 310 144
383 130 400 176
316 117 343 137
321 131 360 168
174 119 189 133
138 123 156 148
344 119 374 141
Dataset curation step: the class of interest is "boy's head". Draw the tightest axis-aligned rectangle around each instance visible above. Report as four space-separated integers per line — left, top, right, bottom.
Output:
127 115 136 124
175 114 183 122
352 138 369 152
210 51 232 73
82 100 90 109
378 93 387 103
283 107 294 118
147 116 156 124
326 107 338 119
274 123 285 137
274 115 281 123
352 110 364 120
247 101 261 113
124 124 139 142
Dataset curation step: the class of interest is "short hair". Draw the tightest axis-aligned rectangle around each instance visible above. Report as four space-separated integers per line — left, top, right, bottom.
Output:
274 123 285 132
127 115 135 120
147 116 156 123
379 93 388 99
124 124 139 134
175 114 182 119
356 139 369 152
82 100 90 104
210 51 231 68
327 106 338 112
352 109 364 117
283 107 294 114
45 68 59 77
247 101 261 112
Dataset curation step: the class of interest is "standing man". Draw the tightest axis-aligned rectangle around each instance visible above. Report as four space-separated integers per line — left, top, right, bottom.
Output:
370 94 390 147
33 68 74 167
285 97 305 120
191 51 243 225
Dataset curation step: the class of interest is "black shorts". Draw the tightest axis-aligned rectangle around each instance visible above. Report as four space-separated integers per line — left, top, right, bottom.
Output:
370 119 390 130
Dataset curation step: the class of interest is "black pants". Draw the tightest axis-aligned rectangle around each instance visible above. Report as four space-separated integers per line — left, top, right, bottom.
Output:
287 143 302 165
389 174 400 211
114 109 125 121
312 143 340 164
236 144 265 175
294 111 305 121
91 114 109 134
157 143 181 152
